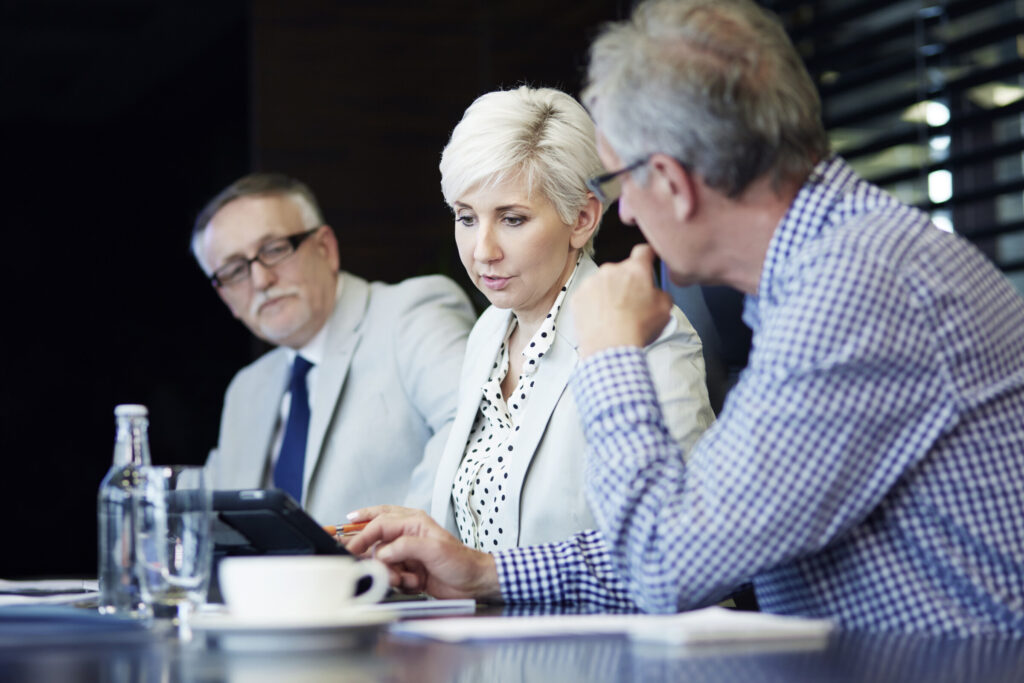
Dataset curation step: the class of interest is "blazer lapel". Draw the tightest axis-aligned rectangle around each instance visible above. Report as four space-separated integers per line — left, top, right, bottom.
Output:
302 273 369 500
431 308 513 528
241 351 291 488
502 258 594 544
503 334 575 544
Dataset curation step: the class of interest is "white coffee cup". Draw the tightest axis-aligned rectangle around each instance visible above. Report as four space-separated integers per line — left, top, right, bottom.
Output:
218 555 390 621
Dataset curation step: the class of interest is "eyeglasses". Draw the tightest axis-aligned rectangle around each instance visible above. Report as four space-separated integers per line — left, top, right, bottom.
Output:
586 156 651 203
210 226 322 288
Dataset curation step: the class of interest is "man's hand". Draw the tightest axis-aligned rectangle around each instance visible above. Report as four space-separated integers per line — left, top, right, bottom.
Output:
344 506 501 601
573 244 673 358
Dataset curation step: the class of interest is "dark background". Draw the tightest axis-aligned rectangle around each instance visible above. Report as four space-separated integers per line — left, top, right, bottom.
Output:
0 0 642 578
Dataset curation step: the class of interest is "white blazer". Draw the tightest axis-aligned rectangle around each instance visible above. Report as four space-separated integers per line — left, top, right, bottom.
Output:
429 257 714 548
206 272 476 524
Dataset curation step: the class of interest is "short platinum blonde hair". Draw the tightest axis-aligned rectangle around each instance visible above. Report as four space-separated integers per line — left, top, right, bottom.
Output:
584 0 830 198
440 86 608 257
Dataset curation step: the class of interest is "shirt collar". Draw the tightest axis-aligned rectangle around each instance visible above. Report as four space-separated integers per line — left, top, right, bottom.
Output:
744 156 856 332
284 276 343 367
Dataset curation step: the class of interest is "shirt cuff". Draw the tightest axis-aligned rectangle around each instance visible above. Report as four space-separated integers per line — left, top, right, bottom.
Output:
493 531 639 610
494 543 568 604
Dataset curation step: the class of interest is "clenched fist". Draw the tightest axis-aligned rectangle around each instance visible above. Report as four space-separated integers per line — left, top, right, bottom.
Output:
572 244 673 358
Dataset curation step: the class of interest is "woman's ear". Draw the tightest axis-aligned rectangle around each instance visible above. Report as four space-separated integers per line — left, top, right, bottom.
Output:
569 192 603 250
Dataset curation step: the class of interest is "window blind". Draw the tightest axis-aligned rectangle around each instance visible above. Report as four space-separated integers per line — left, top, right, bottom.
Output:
765 0 1024 292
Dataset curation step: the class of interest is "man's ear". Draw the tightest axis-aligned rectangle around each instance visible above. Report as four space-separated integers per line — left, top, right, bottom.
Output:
317 224 341 272
569 193 603 250
649 153 696 221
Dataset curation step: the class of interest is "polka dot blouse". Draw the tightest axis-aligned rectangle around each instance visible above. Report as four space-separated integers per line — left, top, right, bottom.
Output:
452 258 582 551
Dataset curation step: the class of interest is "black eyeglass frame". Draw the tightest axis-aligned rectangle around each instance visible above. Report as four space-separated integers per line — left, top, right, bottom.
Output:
210 226 323 288
585 156 651 203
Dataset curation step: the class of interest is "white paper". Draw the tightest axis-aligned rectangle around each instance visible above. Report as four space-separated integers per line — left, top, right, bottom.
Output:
627 606 834 646
0 579 98 594
363 598 477 617
0 579 100 607
0 592 100 607
390 606 834 647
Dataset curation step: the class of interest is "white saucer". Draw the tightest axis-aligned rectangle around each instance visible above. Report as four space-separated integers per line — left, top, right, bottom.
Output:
191 608 397 651
192 607 397 632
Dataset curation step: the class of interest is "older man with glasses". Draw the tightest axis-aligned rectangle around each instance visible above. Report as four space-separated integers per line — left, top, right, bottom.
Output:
191 173 475 523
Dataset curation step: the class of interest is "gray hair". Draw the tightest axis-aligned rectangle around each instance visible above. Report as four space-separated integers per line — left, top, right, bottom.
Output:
583 0 830 198
440 86 608 257
191 173 324 271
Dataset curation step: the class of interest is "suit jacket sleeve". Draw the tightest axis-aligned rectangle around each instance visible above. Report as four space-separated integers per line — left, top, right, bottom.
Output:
396 276 477 511
646 308 716 458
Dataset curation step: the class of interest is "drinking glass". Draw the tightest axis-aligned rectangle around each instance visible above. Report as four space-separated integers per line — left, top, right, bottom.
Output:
134 465 212 639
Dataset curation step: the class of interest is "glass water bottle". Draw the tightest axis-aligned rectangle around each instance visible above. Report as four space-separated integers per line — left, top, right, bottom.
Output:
97 404 152 616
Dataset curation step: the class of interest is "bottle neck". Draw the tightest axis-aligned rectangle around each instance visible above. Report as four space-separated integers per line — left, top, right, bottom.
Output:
112 417 152 467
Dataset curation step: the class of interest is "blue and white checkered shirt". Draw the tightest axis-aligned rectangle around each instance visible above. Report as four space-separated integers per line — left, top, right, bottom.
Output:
494 157 1024 635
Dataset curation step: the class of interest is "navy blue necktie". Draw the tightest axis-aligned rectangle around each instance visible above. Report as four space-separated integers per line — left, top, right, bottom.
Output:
273 355 313 503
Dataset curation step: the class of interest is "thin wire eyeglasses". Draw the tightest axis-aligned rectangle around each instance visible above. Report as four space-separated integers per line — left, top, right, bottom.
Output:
209 226 322 288
585 156 651 203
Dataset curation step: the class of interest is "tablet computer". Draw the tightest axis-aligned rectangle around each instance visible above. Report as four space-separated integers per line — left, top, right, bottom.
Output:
212 489 347 556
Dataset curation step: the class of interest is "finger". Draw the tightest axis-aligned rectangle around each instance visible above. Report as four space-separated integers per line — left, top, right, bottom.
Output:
398 569 427 594
385 565 403 587
344 517 392 555
629 242 657 264
383 560 421 588
346 508 446 555
396 557 428 593
345 504 398 523
374 534 443 568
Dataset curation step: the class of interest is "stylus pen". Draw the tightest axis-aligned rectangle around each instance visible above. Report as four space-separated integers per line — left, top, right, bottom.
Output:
323 521 368 539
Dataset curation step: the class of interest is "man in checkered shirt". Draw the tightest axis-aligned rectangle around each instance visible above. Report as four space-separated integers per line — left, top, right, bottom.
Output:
348 0 1024 635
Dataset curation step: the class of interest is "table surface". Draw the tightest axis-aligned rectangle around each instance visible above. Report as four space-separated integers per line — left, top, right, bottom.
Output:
0 604 1021 683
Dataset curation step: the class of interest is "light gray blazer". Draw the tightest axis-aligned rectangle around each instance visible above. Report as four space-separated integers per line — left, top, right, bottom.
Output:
206 272 476 524
429 257 714 549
